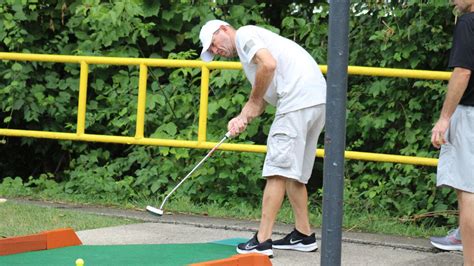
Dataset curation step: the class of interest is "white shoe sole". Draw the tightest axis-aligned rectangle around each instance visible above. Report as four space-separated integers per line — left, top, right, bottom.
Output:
236 247 274 257
430 241 463 251
273 242 318 252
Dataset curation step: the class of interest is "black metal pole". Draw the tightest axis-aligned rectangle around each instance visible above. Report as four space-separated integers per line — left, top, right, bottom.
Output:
320 1 350 265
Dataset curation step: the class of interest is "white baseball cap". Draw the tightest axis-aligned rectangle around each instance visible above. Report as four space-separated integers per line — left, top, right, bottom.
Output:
199 20 229 62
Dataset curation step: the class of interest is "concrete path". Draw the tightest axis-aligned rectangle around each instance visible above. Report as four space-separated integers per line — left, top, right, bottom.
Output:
16 199 464 265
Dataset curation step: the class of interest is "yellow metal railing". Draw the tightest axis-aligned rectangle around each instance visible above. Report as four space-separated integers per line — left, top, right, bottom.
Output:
0 52 450 167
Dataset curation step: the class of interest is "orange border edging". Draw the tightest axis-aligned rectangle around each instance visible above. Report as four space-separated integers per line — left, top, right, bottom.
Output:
0 228 82 256
42 228 82 249
190 253 272 266
0 233 47 256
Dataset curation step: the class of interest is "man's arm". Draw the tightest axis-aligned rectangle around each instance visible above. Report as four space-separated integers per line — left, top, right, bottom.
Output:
431 67 471 148
228 48 276 136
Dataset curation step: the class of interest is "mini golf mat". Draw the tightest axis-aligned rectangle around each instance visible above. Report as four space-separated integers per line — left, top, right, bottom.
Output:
0 240 248 266
211 238 247 246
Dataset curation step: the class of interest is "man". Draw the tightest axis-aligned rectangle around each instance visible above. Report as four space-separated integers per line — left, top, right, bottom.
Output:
199 20 326 257
431 0 474 263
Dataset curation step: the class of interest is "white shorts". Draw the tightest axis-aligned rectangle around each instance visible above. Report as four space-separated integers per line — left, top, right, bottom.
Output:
262 104 325 184
437 105 474 193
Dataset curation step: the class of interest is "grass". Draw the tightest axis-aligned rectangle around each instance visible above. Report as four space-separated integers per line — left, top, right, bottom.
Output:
147 195 451 238
0 192 452 240
0 200 138 237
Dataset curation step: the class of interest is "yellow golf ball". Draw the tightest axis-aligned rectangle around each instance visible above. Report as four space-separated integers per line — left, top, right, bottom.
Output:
75 258 84 266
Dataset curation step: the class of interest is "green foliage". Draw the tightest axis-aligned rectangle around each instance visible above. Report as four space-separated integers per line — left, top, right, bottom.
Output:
344 3 456 221
0 177 31 197
0 1 459 227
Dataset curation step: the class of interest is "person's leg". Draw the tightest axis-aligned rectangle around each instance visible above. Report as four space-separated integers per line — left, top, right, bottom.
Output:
286 104 324 236
286 180 311 235
458 190 474 265
257 105 324 242
257 175 286 242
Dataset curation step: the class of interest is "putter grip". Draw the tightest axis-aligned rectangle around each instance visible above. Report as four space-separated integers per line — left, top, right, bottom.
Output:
225 131 232 138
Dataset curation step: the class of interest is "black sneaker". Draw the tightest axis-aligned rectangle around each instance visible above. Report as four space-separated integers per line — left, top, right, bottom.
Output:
273 229 318 252
236 232 273 257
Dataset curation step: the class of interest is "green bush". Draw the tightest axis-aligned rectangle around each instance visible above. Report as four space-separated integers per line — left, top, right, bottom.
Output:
0 1 458 226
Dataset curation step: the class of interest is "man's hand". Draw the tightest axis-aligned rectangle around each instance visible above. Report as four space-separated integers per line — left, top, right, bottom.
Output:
431 118 450 149
430 67 471 149
228 116 248 137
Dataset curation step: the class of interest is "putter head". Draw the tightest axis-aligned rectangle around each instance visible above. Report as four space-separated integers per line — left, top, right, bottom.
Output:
146 205 164 216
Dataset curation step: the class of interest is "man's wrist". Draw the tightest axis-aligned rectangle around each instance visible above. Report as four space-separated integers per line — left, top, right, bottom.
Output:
439 113 451 121
237 114 250 125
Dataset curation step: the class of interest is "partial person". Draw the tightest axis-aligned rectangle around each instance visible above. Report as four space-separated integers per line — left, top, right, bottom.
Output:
431 0 474 263
199 20 326 257
430 227 462 251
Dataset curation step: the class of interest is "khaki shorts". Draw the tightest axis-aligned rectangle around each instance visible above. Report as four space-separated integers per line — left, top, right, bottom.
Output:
262 104 325 184
437 105 474 193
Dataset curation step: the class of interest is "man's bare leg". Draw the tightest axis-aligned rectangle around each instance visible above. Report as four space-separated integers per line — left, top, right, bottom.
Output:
257 175 286 242
286 180 311 235
458 190 474 265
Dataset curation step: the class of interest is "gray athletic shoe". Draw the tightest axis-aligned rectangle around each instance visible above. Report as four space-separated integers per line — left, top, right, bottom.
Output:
430 228 462 251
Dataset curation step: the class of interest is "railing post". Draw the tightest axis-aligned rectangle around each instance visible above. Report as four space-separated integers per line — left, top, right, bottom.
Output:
136 63 148 139
77 61 88 136
198 66 210 142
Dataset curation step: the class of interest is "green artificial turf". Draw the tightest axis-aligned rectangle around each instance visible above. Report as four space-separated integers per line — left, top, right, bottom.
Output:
0 243 239 266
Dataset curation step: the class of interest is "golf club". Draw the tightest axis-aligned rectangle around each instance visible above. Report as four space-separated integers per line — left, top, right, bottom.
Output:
146 131 232 216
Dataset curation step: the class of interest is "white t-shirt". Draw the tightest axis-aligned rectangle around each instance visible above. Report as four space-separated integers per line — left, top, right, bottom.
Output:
235 25 326 114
